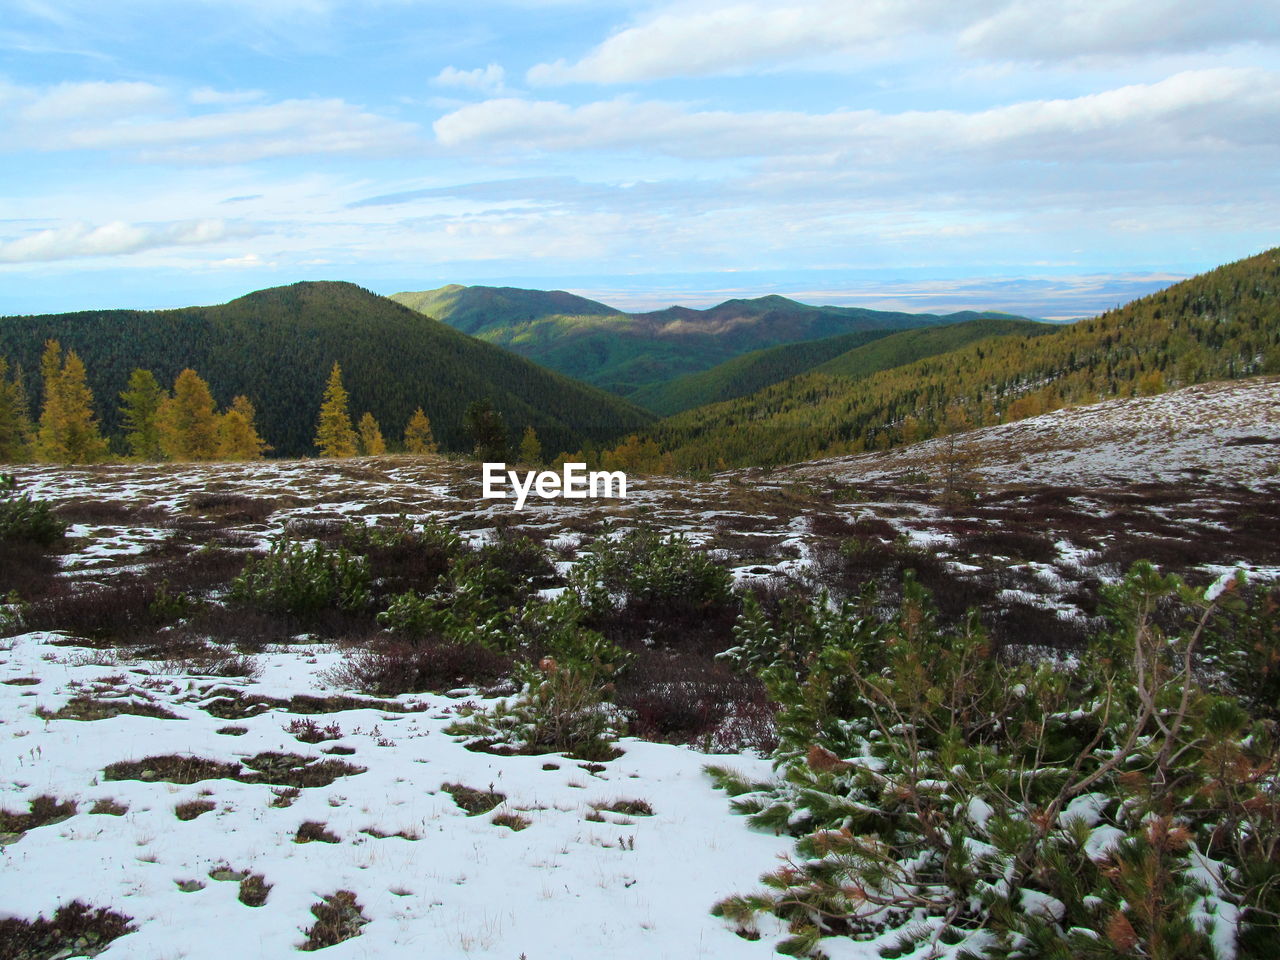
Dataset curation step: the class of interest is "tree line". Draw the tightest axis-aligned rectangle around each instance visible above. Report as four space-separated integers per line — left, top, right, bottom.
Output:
0 345 447 464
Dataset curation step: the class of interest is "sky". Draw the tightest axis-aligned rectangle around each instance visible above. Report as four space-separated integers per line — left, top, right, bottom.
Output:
1 0 1278 318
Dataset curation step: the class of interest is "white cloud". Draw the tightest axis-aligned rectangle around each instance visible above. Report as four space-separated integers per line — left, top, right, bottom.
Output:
432 64 508 96
527 0 1280 84
437 69 1280 163
527 0 960 84
960 0 1280 61
17 80 171 121
0 218 256 263
190 87 265 105
1 81 422 163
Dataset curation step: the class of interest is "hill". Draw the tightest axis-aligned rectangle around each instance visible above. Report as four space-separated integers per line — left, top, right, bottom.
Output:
633 316 1051 415
648 247 1280 469
389 284 622 336
391 285 1028 397
0 281 652 458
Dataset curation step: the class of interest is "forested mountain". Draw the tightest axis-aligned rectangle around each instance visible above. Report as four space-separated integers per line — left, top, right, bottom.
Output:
633 316 1052 415
391 284 1028 397
390 285 621 336
0 282 652 458
649 247 1280 469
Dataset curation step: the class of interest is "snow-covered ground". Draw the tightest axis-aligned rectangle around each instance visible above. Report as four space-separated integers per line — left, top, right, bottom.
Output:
786 375 1280 486
3 375 1279 957
0 631 791 959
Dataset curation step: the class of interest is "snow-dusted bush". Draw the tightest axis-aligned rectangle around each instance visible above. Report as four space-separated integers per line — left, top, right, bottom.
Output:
712 565 1279 958
230 539 370 615
569 526 732 620
0 473 66 545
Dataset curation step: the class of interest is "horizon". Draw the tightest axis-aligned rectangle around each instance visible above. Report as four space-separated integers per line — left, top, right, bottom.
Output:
1 2 1276 318
0 266 1191 322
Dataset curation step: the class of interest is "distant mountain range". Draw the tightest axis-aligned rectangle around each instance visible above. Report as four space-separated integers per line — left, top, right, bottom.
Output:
632 316 1054 415
391 284 1034 401
647 248 1280 469
0 282 651 458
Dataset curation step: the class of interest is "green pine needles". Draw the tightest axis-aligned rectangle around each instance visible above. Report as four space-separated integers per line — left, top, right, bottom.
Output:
710 565 1280 958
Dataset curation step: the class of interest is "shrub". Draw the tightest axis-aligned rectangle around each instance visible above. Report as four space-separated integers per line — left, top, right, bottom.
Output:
0 474 66 546
446 661 624 761
300 891 367 951
569 526 733 620
0 902 134 959
230 539 370 615
712 565 1280 958
323 637 514 696
342 516 463 597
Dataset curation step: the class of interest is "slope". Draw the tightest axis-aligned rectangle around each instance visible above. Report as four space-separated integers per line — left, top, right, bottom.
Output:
649 247 1280 469
390 285 621 337
633 316 1051 415
0 281 652 458
391 285 1027 397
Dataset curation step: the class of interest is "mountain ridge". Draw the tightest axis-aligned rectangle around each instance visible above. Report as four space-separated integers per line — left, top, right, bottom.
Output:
0 280 652 458
390 283 1037 397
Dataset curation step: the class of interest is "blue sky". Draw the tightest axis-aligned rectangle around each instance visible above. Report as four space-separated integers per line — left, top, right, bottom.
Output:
1 0 1277 318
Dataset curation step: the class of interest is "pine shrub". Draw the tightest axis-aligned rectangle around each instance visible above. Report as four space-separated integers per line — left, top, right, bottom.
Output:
230 539 370 615
0 474 67 546
711 564 1280 958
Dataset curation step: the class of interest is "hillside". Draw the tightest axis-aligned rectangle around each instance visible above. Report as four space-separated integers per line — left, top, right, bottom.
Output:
634 316 1051 415
4 376 1278 956
0 282 652 458
391 284 1027 397
390 284 622 336
649 247 1280 469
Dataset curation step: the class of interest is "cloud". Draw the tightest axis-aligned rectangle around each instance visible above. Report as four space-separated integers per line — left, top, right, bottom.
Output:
437 69 1280 163
527 0 956 84
527 0 1280 84
2 81 422 163
0 218 256 263
16 80 171 121
960 0 1280 61
432 64 508 96
190 87 265 105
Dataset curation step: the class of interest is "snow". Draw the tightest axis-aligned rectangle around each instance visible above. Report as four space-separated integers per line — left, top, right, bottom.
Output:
0 631 793 959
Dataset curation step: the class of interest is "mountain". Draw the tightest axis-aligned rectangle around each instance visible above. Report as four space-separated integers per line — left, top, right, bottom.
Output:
648 247 1280 469
633 316 1051 415
391 285 1030 398
0 281 652 458
390 284 622 337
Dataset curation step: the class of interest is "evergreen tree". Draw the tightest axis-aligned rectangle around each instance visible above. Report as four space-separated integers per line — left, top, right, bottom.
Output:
119 369 167 461
315 362 357 457
0 357 34 463
357 412 386 456
517 425 542 465
464 397 507 461
217 396 268 460
403 407 437 454
35 342 109 463
159 368 219 461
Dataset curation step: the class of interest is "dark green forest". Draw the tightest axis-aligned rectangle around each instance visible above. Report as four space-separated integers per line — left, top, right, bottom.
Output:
392 284 1031 400
633 316 1053 415
0 281 652 458
648 247 1280 469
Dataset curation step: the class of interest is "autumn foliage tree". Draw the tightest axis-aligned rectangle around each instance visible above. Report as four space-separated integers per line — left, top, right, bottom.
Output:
357 412 386 456
158 368 220 461
517 425 542 465
34 341 109 463
0 357 34 462
217 395 269 460
403 407 437 454
315 363 358 458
